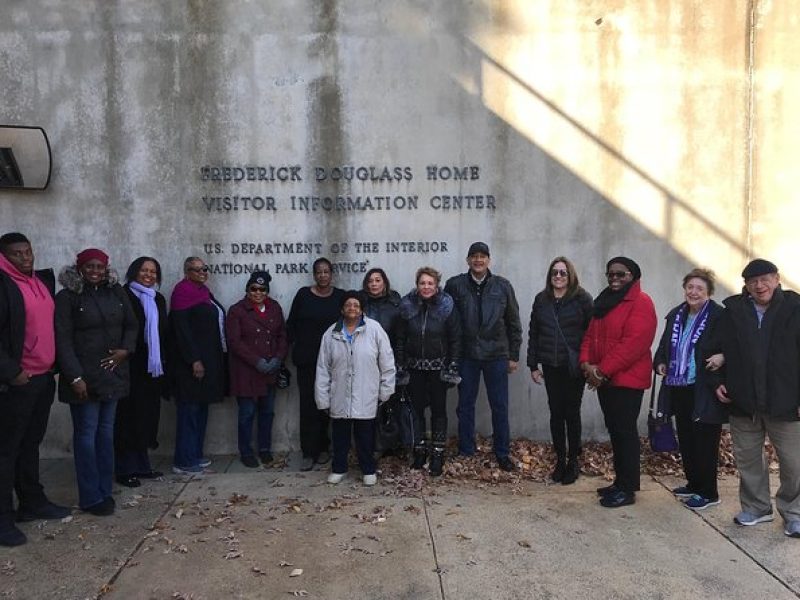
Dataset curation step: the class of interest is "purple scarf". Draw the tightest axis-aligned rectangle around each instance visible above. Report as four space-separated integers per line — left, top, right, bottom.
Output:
128 281 163 377
666 300 710 386
170 278 211 311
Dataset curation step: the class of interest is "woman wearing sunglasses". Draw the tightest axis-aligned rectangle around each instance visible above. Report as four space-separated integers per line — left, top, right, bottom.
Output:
580 257 657 508
226 271 287 468
169 257 226 475
527 257 593 485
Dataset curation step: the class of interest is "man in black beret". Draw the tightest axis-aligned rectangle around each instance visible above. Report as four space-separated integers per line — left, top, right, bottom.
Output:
708 258 800 537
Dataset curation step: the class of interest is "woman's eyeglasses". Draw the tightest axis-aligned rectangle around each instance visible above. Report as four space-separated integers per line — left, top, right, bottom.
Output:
188 266 209 273
550 269 568 278
248 286 267 293
606 270 631 280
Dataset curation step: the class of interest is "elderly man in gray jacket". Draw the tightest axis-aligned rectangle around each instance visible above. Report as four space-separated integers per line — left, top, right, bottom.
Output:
315 291 395 486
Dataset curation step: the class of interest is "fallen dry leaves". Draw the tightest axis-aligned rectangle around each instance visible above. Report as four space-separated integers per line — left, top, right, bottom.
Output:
378 431 752 492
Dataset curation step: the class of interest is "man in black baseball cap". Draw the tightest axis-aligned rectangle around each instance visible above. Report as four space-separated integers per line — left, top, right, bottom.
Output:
709 258 800 537
444 242 522 472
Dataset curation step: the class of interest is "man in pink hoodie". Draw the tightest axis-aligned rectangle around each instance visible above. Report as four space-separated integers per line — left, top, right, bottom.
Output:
0 232 70 547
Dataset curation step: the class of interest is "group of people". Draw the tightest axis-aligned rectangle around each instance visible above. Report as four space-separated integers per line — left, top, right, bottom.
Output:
2 232 800 548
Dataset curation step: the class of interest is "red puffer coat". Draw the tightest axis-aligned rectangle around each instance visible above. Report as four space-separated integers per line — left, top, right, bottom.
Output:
579 280 657 390
226 297 288 396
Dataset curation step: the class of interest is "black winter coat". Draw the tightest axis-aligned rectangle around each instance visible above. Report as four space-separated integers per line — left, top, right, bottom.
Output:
527 287 593 370
115 285 168 451
706 288 800 420
286 286 346 367
55 267 138 404
653 300 727 424
444 271 522 362
395 290 461 370
169 298 226 404
0 268 55 386
364 290 401 349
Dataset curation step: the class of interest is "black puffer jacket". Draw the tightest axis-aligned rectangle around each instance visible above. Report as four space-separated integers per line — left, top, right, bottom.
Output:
55 266 138 404
654 300 727 424
363 290 401 348
706 288 800 420
444 271 522 361
395 289 461 370
527 287 593 370
0 268 55 386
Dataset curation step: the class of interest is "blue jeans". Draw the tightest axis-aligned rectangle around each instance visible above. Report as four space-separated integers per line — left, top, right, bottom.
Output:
174 401 209 469
237 388 276 458
457 358 510 458
70 399 117 509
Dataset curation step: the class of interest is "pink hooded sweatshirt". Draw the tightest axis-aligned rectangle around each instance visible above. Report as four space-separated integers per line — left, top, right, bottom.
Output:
0 253 56 375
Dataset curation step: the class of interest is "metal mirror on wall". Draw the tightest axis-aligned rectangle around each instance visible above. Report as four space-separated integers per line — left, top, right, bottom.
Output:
0 125 52 190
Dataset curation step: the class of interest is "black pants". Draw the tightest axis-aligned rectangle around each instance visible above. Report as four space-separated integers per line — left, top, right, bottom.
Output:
0 373 55 519
296 364 330 459
598 386 644 493
671 385 722 500
542 364 584 460
331 419 376 475
409 370 448 447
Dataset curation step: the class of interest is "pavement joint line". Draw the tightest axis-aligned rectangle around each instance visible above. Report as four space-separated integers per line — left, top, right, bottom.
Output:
652 476 800 599
100 475 195 592
421 490 447 600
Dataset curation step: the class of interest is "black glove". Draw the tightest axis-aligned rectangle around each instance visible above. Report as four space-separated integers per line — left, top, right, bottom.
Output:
440 362 461 386
396 368 410 387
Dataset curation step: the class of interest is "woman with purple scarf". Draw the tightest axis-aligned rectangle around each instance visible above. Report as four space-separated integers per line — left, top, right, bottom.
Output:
654 268 727 511
114 257 168 487
169 257 226 475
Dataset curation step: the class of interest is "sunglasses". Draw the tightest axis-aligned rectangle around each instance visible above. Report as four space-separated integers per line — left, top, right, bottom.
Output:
248 286 267 293
606 270 631 280
188 266 209 273
550 269 568 278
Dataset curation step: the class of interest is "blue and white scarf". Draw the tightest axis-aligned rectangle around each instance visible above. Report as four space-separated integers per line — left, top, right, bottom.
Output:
666 301 710 386
128 281 164 377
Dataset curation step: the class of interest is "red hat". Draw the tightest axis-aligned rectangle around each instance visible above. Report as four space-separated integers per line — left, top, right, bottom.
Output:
76 248 109 268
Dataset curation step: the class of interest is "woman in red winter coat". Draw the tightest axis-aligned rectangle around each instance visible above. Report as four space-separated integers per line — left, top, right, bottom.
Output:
226 271 288 468
580 257 657 508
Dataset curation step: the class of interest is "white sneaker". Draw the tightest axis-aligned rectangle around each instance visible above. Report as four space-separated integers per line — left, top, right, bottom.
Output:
363 474 377 486
327 472 345 484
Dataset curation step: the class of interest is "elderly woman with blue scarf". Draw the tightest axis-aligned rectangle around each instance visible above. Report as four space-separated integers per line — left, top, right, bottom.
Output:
654 268 726 511
115 257 168 487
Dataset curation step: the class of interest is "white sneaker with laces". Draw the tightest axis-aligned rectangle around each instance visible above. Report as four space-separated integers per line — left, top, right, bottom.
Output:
327 472 345 484
363 474 377 486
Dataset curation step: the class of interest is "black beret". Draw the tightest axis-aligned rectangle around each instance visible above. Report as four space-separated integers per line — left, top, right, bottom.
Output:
741 259 778 279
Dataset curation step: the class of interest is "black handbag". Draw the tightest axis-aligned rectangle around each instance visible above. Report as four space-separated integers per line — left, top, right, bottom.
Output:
276 365 291 389
648 373 678 453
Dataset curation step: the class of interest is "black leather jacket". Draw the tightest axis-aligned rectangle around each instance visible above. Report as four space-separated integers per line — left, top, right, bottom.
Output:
363 290 401 349
444 271 522 361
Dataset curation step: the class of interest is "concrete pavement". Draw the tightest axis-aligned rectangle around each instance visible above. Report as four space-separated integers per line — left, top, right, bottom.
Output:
2 456 799 600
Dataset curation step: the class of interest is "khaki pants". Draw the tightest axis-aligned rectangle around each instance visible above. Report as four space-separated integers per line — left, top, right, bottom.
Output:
730 414 800 522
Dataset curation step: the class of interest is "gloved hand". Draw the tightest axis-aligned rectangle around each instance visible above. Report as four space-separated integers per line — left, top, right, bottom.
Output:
440 362 461 387
255 358 271 374
396 368 410 387
264 356 282 373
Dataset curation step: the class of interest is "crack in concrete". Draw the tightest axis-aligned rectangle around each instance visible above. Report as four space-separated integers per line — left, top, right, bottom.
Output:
422 492 447 600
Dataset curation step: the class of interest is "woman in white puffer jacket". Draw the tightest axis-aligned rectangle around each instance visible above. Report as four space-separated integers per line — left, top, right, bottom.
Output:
315 291 395 486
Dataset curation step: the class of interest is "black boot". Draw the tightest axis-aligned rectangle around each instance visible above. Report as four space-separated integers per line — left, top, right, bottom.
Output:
429 447 445 477
550 457 567 482
411 444 427 470
561 458 580 485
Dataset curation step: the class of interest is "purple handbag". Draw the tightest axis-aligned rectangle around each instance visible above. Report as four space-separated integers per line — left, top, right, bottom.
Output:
648 374 678 453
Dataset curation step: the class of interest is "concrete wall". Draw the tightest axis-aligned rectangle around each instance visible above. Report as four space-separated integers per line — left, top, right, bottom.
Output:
1 0 794 456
